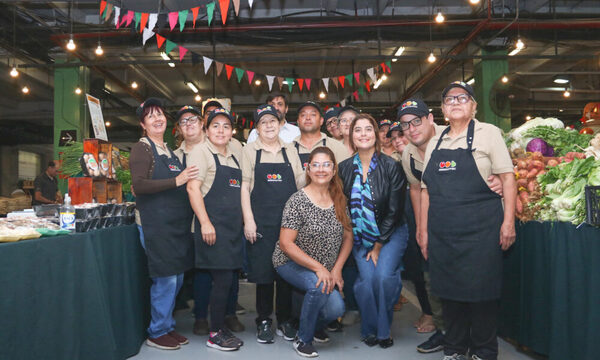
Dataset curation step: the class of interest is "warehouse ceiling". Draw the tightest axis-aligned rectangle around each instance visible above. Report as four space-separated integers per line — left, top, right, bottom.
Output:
1 0 599 144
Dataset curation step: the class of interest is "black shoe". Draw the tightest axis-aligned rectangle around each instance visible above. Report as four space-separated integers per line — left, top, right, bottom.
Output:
257 320 275 344
276 321 297 341
294 339 318 358
222 328 244 347
206 329 240 351
313 329 330 343
361 334 378 347
326 320 343 332
417 330 444 353
379 337 394 348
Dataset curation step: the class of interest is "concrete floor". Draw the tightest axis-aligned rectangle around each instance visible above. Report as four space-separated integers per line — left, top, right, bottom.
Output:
130 281 538 360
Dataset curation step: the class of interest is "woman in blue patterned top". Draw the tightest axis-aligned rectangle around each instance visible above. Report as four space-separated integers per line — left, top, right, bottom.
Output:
338 113 408 349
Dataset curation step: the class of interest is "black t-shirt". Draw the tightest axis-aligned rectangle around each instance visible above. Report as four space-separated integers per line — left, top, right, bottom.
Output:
32 172 58 205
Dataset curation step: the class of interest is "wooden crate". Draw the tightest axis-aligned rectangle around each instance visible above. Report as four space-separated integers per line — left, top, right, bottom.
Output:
68 177 122 205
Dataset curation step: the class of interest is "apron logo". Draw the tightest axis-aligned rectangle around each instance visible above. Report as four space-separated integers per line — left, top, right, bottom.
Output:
438 160 457 172
229 179 241 187
303 162 308 169
266 173 282 182
168 164 181 172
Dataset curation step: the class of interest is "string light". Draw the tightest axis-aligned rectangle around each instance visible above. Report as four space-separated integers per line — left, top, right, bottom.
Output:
131 81 138 89
515 38 525 50
428 52 437 63
254 79 261 86
526 115 531 120
435 12 445 24
66 36 76 51
469 0 480 4
75 87 82 95
501 76 509 83
563 89 571 98
95 44 104 56
319 92 326 99
105 121 111 127
22 86 29 94
9 66 18 78
195 94 202 102
382 74 388 81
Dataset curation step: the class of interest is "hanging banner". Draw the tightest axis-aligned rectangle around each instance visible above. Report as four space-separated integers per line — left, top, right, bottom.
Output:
86 94 108 141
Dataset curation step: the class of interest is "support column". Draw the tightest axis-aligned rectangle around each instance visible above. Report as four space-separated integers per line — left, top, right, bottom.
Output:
54 59 90 193
473 48 511 132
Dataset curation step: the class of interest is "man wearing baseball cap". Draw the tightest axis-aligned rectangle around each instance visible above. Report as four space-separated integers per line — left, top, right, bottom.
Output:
378 119 398 160
324 107 343 140
247 93 301 143
337 105 359 154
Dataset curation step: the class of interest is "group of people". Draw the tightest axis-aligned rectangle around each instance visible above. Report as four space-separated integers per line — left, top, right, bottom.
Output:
130 79 516 360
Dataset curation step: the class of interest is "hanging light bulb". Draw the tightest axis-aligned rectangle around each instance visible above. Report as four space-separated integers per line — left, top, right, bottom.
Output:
105 121 111 127
428 52 437 63
9 66 19 78
515 38 525 50
22 86 29 94
75 87 82 95
469 0 480 4
254 79 261 86
563 89 571 98
66 36 76 51
95 44 104 56
501 76 509 83
435 12 445 24
382 74 388 81
526 115 532 121
131 81 138 89
195 94 202 102
319 92 326 99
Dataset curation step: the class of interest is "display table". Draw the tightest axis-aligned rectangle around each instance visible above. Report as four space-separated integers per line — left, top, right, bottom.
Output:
0 225 150 360
499 221 600 360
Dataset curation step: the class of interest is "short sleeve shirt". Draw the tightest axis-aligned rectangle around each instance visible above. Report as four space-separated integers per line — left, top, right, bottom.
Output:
186 140 241 196
292 133 352 164
402 124 447 185
272 189 344 271
421 119 513 188
32 173 58 205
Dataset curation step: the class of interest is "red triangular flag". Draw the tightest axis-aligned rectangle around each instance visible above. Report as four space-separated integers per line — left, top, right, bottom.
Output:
338 76 345 88
305 79 311 90
191 7 200 28
140 13 149 33
353 91 359 101
225 64 234 79
179 46 188 61
365 80 371 92
247 71 255 84
100 0 107 16
156 34 166 48
219 0 230 25
297 78 304 91
354 72 360 84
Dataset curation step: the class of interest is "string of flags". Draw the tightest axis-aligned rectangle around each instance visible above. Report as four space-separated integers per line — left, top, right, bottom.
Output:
99 1 392 102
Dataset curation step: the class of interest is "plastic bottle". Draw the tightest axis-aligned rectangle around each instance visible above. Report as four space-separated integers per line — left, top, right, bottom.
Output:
60 194 76 232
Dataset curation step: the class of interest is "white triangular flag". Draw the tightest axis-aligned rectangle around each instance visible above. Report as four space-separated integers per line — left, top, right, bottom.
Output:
203 56 213 74
142 28 155 45
266 75 275 91
147 13 158 31
114 7 120 26
367 68 377 83
248 0 254 9
340 99 347 107
322 78 329 93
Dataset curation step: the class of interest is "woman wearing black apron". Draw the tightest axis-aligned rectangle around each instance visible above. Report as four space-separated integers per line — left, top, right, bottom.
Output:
186 108 244 352
419 81 516 360
130 98 198 351
241 104 305 344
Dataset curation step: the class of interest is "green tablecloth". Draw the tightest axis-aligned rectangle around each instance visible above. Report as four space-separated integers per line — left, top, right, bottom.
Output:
0 225 150 360
499 221 600 360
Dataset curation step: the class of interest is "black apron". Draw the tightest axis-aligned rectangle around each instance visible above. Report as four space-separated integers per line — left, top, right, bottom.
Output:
194 153 243 270
247 148 297 283
410 154 423 182
422 120 504 302
295 138 326 170
136 138 194 278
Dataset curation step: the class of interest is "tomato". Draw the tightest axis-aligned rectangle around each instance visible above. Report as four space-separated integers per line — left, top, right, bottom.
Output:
580 127 594 135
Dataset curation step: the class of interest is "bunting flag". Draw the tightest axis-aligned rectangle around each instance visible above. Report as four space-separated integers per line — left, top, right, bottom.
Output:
340 99 347 107
332 77 339 88
248 0 254 8
207 2 215 26
285 78 294 92
114 6 120 27
354 72 360 84
142 28 155 45
233 0 241 15
105 4 114 21
225 64 234 79
156 34 166 48
203 56 213 74
385 61 392 73
297 78 304 91
277 77 284 90
100 0 107 16
165 39 176 54
358 86 364 96
219 0 230 25
353 91 359 101
365 80 371 92
216 62 224 76
338 76 345 88
124 11 134 27
247 70 255 84
148 13 158 31
140 13 149 33
305 78 311 90
266 75 275 91
345 74 353 87
178 46 188 61
191 7 200 27
235 67 245 83
168 12 178 31
367 68 377 83
134 12 141 29
322 78 329 92
179 10 188 31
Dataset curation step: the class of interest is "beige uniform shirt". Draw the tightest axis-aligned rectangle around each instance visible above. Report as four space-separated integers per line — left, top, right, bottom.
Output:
421 119 513 188
241 139 306 193
402 124 447 185
187 140 242 196
175 138 242 167
291 133 352 165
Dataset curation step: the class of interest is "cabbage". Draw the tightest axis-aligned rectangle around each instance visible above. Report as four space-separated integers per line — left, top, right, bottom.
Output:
507 117 564 150
526 138 554 156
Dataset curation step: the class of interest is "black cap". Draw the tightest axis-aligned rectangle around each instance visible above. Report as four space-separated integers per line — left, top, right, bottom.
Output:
338 105 359 117
136 97 164 118
396 99 430 120
324 107 341 122
202 99 224 115
378 119 393 128
297 101 322 116
206 107 234 126
175 105 202 121
386 121 402 137
441 81 475 99
254 104 280 127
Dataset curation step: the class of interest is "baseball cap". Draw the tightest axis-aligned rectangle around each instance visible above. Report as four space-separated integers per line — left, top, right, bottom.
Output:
338 105 359 116
441 80 475 99
297 101 322 116
378 119 393 128
386 121 403 137
136 97 164 118
202 99 224 115
396 99 430 120
175 105 202 121
324 107 341 122
206 108 234 126
254 104 280 127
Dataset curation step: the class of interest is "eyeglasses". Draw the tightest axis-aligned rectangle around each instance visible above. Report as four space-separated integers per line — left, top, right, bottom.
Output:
326 118 338 127
308 161 333 170
179 116 200 127
442 94 472 105
339 117 353 125
399 116 423 131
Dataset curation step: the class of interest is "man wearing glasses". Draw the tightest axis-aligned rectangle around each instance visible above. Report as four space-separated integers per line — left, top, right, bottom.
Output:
324 107 343 140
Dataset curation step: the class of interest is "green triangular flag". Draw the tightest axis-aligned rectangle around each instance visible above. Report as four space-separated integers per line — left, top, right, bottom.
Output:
385 61 392 72
179 10 188 31
358 86 365 96
345 74 353 86
165 39 177 54
235 68 244 83
286 77 294 93
134 12 142 29
102 6 108 20
206 2 215 26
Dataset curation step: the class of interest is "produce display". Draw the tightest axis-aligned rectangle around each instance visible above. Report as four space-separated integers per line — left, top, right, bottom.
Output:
507 117 600 226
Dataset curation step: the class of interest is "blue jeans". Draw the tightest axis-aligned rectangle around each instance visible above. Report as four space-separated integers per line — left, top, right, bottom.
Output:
138 225 184 338
276 262 345 343
193 270 237 319
353 224 408 339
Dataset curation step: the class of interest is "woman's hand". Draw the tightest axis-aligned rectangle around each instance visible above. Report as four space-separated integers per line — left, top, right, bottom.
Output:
175 165 199 187
500 220 516 250
366 244 382 266
244 220 258 244
330 267 344 292
315 266 334 294
488 175 504 197
200 220 216 245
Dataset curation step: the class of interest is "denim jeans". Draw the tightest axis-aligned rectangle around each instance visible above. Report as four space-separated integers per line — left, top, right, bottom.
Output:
193 269 237 319
138 225 184 338
353 224 408 339
276 262 345 343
